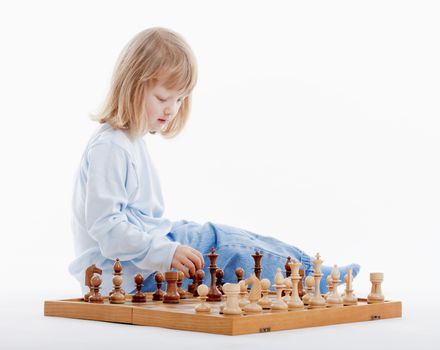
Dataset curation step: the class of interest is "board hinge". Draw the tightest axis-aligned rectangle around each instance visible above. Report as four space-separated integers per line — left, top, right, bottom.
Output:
260 327 271 333
371 315 381 320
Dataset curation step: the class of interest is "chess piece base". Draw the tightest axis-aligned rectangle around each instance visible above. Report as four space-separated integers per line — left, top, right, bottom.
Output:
89 296 104 304
132 294 147 303
271 302 288 310
243 303 263 313
110 294 126 304
163 297 180 304
367 296 384 304
195 304 211 312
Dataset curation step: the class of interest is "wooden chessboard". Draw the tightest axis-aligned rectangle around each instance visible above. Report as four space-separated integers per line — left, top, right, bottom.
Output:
44 293 402 336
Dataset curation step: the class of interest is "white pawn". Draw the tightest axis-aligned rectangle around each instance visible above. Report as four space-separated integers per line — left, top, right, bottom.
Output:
258 278 272 309
343 268 358 306
327 265 343 307
302 275 315 305
195 284 211 312
275 267 284 285
222 283 242 315
238 279 250 309
324 275 333 300
282 278 292 303
272 268 288 310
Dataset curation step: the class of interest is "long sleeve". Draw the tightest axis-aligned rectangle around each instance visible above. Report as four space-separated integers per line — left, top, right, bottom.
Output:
84 141 179 273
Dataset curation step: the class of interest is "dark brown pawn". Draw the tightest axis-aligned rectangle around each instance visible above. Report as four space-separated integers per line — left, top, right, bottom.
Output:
153 272 164 301
84 264 102 302
177 271 186 299
235 267 244 283
188 273 197 294
285 256 292 277
298 268 306 299
193 269 205 297
89 274 104 303
132 273 147 303
163 271 180 303
252 250 263 280
207 247 222 302
109 275 125 304
216 269 225 294
282 256 292 297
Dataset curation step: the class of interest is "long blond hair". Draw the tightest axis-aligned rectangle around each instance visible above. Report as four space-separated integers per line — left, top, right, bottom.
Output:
94 27 198 139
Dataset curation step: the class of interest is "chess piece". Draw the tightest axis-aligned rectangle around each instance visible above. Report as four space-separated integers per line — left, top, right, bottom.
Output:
302 275 315 305
163 271 180 303
235 267 245 283
109 274 125 304
298 268 306 299
367 272 385 304
324 275 333 300
89 274 104 303
343 268 358 306
272 267 288 310
195 284 211 312
275 267 284 285
207 248 222 301
222 283 242 315
282 256 292 297
152 272 164 301
326 265 343 307
188 273 197 295
109 258 126 296
282 278 292 303
238 279 250 308
258 278 272 309
243 275 263 313
288 258 304 310
309 253 326 309
285 256 292 277
252 251 263 279
177 271 186 299
193 269 205 297
131 274 147 303
84 264 102 302
216 268 225 294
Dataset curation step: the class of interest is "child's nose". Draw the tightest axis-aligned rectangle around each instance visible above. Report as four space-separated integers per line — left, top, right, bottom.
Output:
164 102 179 117
164 108 175 118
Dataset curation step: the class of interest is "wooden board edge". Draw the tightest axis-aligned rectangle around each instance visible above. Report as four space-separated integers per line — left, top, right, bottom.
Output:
44 300 133 324
132 307 235 335
43 298 403 336
229 300 403 335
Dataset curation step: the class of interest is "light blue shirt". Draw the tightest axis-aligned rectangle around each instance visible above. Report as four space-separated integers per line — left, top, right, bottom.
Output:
68 123 179 294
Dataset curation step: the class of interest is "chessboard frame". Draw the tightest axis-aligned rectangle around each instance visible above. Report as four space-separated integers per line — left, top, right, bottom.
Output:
44 294 402 336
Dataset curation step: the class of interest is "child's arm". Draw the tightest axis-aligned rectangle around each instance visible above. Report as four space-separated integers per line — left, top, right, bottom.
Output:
84 142 179 273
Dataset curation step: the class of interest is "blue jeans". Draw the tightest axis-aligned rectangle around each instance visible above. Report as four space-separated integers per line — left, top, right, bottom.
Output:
138 220 313 292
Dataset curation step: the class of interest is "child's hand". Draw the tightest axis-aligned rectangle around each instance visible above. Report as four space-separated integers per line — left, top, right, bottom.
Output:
171 245 205 278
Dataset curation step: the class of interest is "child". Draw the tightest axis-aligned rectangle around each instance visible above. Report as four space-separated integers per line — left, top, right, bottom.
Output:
69 27 359 295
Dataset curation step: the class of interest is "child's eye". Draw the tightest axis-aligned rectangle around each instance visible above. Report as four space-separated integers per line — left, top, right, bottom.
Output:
156 96 167 102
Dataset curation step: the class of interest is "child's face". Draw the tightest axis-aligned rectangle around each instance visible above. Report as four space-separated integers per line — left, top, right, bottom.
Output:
144 81 186 133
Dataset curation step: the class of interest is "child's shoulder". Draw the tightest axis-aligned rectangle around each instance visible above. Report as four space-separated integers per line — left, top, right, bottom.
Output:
88 123 136 154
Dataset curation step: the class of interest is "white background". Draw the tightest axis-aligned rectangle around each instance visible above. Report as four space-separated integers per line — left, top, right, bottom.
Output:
0 0 439 348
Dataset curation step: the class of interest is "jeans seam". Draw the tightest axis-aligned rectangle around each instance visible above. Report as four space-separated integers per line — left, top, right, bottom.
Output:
218 243 292 261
